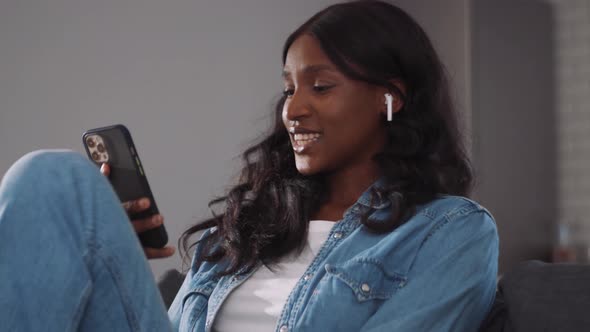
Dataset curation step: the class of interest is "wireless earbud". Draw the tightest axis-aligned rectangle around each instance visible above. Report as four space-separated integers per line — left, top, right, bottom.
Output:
384 93 394 121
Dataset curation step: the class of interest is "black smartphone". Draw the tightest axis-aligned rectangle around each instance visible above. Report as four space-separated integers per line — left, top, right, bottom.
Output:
82 124 168 248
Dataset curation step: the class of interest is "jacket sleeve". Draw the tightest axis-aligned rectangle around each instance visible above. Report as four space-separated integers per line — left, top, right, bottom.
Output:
360 210 499 332
167 228 213 331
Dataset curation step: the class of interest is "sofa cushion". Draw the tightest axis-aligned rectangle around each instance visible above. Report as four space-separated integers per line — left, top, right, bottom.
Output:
480 260 590 332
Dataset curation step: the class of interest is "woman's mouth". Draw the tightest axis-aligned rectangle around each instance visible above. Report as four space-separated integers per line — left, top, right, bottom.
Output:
292 133 322 153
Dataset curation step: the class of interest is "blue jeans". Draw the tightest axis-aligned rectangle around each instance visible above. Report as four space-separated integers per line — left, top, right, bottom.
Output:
0 150 173 332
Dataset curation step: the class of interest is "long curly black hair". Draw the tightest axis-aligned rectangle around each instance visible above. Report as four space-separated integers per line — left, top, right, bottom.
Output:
179 0 473 276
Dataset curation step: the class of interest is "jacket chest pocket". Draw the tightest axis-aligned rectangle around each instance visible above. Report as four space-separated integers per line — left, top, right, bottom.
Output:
324 259 407 302
295 259 408 330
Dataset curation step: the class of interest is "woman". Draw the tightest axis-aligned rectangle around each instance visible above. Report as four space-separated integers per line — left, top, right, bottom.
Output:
0 1 498 331
168 1 498 331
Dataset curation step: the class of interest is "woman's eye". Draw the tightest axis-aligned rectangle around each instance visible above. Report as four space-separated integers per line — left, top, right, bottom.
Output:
313 85 332 93
282 88 294 97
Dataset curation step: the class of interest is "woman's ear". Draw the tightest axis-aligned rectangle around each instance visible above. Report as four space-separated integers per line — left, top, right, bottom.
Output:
389 79 406 113
377 79 406 118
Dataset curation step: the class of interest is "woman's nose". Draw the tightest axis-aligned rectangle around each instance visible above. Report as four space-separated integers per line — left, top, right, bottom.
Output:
283 91 312 121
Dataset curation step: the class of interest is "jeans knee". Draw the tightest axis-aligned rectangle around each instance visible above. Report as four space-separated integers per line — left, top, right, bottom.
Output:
1 149 99 194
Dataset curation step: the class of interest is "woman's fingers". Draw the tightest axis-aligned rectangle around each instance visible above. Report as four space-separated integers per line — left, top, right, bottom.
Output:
131 214 162 233
99 165 168 259
122 198 151 215
132 215 174 259
144 246 175 259
100 164 169 260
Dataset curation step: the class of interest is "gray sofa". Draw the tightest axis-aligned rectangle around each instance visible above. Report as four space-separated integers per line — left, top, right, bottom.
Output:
478 260 590 332
158 260 590 332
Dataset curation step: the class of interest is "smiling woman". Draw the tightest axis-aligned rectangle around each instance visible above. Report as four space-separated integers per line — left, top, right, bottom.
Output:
172 1 498 332
0 1 497 331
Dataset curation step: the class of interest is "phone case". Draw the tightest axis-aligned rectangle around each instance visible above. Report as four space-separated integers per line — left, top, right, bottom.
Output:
82 124 168 248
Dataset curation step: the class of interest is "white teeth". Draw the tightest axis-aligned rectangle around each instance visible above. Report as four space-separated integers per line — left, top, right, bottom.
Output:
293 133 321 141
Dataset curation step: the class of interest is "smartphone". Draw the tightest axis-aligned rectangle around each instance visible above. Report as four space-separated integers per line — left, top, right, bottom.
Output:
82 124 168 248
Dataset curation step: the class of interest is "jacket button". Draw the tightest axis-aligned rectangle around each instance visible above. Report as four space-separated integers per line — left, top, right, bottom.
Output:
333 232 343 239
303 274 312 281
361 283 371 292
280 325 289 332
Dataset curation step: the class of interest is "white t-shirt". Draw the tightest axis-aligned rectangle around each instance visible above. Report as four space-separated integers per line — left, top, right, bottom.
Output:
212 220 336 332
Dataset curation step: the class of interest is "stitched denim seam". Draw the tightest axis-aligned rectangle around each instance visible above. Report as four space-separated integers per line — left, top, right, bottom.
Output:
95 245 141 332
286 238 335 327
422 203 482 243
68 277 93 332
420 207 437 219
181 285 214 309
186 298 208 331
326 265 405 299
285 217 357 328
358 257 406 279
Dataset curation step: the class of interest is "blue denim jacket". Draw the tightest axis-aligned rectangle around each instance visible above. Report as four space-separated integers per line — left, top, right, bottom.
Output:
168 180 499 332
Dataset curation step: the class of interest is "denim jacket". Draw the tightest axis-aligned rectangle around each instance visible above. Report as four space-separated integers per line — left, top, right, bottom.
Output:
168 180 499 332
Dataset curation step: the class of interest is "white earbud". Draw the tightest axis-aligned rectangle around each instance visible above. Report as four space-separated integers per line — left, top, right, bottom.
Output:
384 93 394 121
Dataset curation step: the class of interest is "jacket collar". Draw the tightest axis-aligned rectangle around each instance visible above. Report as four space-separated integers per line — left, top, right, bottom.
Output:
355 176 392 210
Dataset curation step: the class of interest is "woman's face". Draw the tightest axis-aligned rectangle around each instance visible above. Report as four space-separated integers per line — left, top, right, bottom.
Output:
282 35 387 176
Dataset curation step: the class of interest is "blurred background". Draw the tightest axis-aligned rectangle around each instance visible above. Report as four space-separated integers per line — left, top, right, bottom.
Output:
1 0 586 280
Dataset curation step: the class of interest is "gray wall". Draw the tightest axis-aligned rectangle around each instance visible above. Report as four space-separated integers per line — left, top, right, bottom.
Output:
471 0 556 273
0 0 470 280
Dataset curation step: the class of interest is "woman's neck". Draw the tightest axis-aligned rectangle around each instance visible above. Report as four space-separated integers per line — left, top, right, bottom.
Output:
313 161 381 221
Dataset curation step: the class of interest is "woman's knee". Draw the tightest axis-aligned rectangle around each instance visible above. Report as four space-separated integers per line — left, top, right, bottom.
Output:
1 149 100 196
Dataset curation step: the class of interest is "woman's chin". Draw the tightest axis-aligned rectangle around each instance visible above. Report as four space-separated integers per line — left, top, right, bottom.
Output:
295 159 321 176
296 166 316 176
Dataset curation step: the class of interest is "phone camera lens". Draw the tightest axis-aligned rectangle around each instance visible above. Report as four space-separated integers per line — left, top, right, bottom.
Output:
87 138 96 147
92 152 99 160
97 143 105 152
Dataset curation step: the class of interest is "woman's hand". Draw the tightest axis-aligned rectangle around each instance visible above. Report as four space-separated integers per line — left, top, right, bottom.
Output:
100 163 175 259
